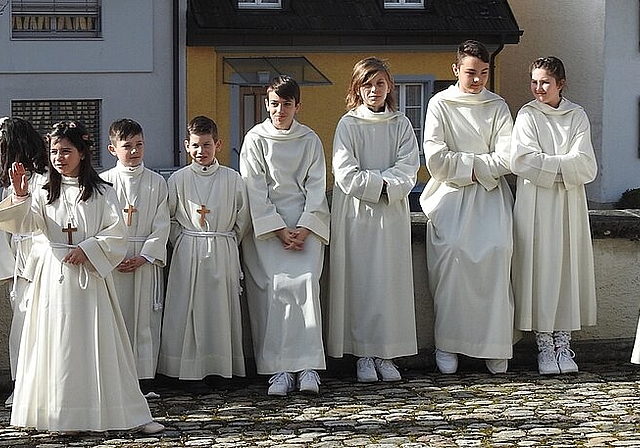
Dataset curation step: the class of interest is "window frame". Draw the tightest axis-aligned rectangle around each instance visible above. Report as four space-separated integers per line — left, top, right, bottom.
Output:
11 0 102 39
383 0 425 10
394 75 434 157
237 0 282 10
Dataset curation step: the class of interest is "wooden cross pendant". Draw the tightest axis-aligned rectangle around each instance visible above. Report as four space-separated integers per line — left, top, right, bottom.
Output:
124 204 137 226
196 204 210 227
62 222 78 245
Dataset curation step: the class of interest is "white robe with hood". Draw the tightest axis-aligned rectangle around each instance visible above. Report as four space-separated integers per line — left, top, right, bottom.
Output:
240 119 329 374
419 85 515 359
327 105 419 359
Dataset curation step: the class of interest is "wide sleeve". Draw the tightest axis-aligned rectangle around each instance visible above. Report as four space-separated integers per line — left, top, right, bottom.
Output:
380 116 420 204
140 175 170 267
167 174 181 247
297 136 330 244
423 101 475 188
0 195 43 234
511 110 563 189
557 111 598 188
77 189 128 278
239 134 287 239
472 103 513 190
332 118 385 203
232 174 251 243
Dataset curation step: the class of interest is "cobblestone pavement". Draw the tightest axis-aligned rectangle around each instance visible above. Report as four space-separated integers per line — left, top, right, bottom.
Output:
1 361 640 447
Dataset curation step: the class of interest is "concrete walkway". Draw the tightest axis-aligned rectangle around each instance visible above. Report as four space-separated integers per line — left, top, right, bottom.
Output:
1 361 640 447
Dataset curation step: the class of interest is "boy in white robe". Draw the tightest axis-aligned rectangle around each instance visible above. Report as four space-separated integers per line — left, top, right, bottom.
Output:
419 40 515 374
327 57 419 383
511 57 597 375
100 118 170 384
158 116 250 381
240 75 330 396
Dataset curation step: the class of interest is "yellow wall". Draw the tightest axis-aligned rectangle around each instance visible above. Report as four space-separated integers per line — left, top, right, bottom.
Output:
186 47 505 185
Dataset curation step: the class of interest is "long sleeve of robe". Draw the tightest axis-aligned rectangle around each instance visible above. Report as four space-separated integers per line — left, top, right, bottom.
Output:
158 161 250 380
511 98 597 332
0 179 153 432
327 105 419 359
101 162 170 379
240 118 329 374
419 85 516 359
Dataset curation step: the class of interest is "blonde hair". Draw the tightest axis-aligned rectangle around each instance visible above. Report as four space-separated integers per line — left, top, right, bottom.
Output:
345 57 397 112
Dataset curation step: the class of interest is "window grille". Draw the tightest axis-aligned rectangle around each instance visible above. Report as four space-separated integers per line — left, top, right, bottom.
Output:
237 0 282 9
11 99 102 167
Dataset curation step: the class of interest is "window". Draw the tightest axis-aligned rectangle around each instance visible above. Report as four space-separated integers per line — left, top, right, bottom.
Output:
11 99 102 167
237 0 282 9
11 0 101 39
384 0 424 9
395 81 431 154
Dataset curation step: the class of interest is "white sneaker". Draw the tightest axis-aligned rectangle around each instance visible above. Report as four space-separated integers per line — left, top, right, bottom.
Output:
374 358 402 382
267 372 295 396
298 369 320 394
435 349 458 374
538 350 560 375
137 421 164 434
4 392 13 408
485 359 508 374
556 348 579 374
356 357 378 382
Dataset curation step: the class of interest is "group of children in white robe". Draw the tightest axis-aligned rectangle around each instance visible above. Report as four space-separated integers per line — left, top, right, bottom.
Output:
0 40 635 433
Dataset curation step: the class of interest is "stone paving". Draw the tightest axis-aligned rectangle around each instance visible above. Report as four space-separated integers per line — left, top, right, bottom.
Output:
1 361 640 447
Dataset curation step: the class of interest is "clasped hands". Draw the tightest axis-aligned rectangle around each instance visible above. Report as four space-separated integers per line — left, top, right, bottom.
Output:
276 227 310 251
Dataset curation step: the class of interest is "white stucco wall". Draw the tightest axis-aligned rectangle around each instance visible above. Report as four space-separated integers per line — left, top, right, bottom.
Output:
0 1 180 171
499 0 609 204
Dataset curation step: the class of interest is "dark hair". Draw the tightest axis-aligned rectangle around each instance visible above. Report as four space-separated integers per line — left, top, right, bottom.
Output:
345 56 397 112
187 115 218 140
530 56 566 83
109 118 144 144
456 40 490 65
266 75 301 104
45 121 110 204
0 117 48 188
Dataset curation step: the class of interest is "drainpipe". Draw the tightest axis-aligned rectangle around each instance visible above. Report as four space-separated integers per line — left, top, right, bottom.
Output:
489 43 504 92
173 0 181 167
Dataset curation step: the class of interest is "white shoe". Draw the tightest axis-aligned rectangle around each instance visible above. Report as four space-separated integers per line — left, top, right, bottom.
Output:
298 369 320 394
4 392 13 408
435 349 458 374
486 359 508 374
538 350 560 375
137 421 164 434
356 357 378 382
267 372 295 396
374 358 402 382
556 348 579 374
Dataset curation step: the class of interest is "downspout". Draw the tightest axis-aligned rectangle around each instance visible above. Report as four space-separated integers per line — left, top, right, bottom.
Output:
173 0 181 166
489 43 504 92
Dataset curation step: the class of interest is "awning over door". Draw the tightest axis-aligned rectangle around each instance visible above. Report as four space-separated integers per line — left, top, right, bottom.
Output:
223 57 331 86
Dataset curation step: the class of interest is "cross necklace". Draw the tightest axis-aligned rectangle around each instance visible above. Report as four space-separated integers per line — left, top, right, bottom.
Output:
117 174 139 226
192 173 215 230
60 188 79 245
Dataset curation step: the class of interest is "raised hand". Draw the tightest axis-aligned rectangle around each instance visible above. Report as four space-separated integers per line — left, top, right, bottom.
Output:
8 162 29 197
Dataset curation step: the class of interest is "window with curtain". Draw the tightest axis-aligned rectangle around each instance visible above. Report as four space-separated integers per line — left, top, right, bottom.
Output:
11 0 101 38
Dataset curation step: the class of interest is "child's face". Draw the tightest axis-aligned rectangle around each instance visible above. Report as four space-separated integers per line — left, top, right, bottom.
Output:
184 132 221 166
453 55 489 94
50 137 83 178
108 133 145 167
265 91 299 130
530 68 565 108
359 71 390 112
